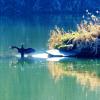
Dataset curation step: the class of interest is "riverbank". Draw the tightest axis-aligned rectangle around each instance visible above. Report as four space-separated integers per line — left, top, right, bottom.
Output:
48 15 100 57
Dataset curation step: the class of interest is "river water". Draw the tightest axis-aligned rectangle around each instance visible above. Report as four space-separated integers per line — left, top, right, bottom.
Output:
0 14 100 100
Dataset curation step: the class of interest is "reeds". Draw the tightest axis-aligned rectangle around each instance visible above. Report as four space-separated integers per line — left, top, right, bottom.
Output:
48 13 100 56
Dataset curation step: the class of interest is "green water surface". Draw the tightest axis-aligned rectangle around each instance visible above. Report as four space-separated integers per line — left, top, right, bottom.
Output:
0 14 100 100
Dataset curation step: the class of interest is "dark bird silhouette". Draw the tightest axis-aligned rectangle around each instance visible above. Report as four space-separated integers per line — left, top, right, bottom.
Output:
11 44 35 58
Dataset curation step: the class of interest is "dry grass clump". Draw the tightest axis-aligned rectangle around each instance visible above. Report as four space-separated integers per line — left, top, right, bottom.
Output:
48 15 100 55
48 26 65 49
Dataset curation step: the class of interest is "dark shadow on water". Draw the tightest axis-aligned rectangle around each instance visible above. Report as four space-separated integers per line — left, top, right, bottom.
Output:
18 57 34 64
11 57 34 67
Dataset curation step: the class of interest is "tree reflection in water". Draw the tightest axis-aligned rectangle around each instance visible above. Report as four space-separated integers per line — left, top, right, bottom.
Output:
48 58 100 91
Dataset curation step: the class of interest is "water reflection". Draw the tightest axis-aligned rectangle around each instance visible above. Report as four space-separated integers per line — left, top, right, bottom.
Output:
10 57 34 68
0 14 100 100
48 58 100 91
0 14 82 55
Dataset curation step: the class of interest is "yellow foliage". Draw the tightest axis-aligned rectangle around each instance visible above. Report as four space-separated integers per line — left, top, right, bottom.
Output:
48 17 100 53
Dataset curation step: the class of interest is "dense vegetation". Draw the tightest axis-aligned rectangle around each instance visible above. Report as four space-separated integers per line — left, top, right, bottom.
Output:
48 12 100 57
